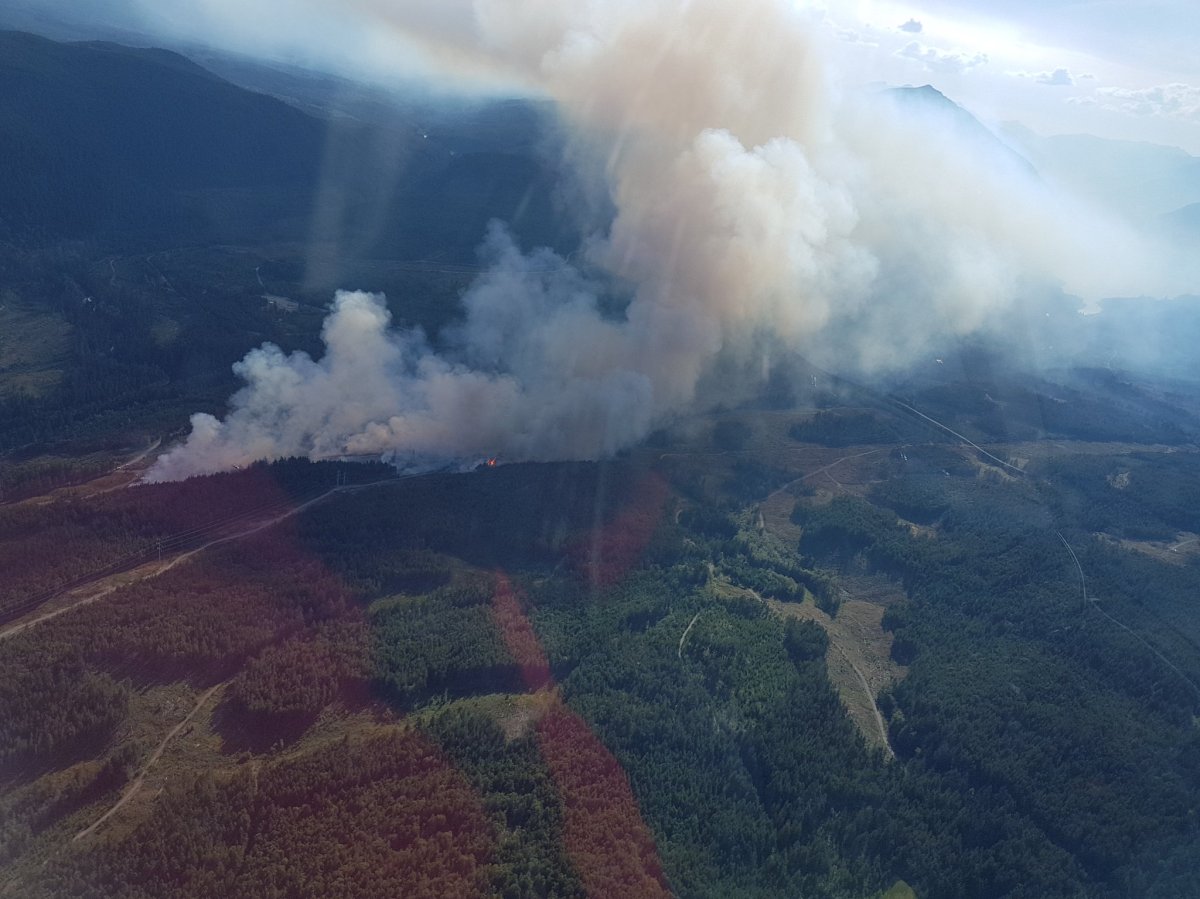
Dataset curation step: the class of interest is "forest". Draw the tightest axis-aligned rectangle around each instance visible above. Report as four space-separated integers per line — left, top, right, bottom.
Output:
2 418 1198 897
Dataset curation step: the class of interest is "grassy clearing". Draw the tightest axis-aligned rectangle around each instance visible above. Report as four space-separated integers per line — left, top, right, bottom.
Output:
768 594 906 755
412 691 555 742
1097 530 1200 566
0 295 70 399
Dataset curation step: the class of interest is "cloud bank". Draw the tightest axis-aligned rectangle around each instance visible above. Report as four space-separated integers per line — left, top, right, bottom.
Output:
896 39 988 74
148 0 1183 481
1036 68 1075 87
1097 83 1200 122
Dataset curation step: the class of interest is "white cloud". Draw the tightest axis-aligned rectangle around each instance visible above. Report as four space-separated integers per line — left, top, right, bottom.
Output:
1035 67 1074 87
896 40 987 74
1095 83 1200 122
898 18 923 34
836 27 879 47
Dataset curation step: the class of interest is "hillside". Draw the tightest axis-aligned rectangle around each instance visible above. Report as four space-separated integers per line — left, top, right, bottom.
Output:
0 31 574 459
0 30 570 254
1163 200 1200 235
0 30 325 243
1001 124 1200 223
885 84 1038 180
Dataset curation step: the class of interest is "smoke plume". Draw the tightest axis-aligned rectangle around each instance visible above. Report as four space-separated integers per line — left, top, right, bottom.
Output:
148 0 1183 481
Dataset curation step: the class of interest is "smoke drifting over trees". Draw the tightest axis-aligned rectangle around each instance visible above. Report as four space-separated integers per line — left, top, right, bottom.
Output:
149 0 1186 481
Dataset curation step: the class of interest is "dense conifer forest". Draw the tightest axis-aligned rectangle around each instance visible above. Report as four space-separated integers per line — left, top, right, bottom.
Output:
3 418 1200 896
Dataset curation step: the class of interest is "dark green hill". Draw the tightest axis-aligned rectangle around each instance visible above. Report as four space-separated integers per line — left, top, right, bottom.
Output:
0 31 572 256
0 30 325 243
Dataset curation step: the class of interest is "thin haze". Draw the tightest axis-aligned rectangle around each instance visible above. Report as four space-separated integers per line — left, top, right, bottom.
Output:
148 0 1191 481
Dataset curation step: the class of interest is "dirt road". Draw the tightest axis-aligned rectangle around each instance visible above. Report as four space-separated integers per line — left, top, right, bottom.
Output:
0 480 396 641
74 681 228 841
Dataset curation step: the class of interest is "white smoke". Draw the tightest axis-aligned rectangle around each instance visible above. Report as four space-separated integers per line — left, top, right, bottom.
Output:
148 0 1186 481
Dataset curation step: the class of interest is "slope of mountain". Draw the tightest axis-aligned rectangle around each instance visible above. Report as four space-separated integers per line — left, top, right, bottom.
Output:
0 30 571 256
0 0 146 43
885 84 1038 180
1163 200 1200 235
6 383 1200 898
1001 123 1200 223
188 48 574 258
0 31 578 458
0 30 327 243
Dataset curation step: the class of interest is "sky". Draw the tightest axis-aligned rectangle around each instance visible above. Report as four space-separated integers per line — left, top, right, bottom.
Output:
810 0 1200 153
3 0 1197 155
6 0 1200 152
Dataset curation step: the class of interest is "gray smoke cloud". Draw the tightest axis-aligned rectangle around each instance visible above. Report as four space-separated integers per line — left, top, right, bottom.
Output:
147 0 1188 482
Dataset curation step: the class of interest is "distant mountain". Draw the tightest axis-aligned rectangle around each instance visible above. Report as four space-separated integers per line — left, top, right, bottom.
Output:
0 30 573 257
0 0 146 43
1000 124 1200 223
885 85 1038 180
0 30 324 243
1162 201 1200 237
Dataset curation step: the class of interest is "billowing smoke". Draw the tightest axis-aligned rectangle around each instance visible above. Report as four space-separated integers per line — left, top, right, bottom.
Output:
147 0 1185 481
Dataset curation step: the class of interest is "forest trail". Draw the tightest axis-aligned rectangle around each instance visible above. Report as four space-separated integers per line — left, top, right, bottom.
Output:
150 485 343 576
764 592 904 759
74 681 228 842
115 436 162 471
0 488 338 641
889 400 1023 475
0 480 399 641
763 447 889 504
715 575 898 757
678 611 702 658
1058 530 1200 699
831 641 895 760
